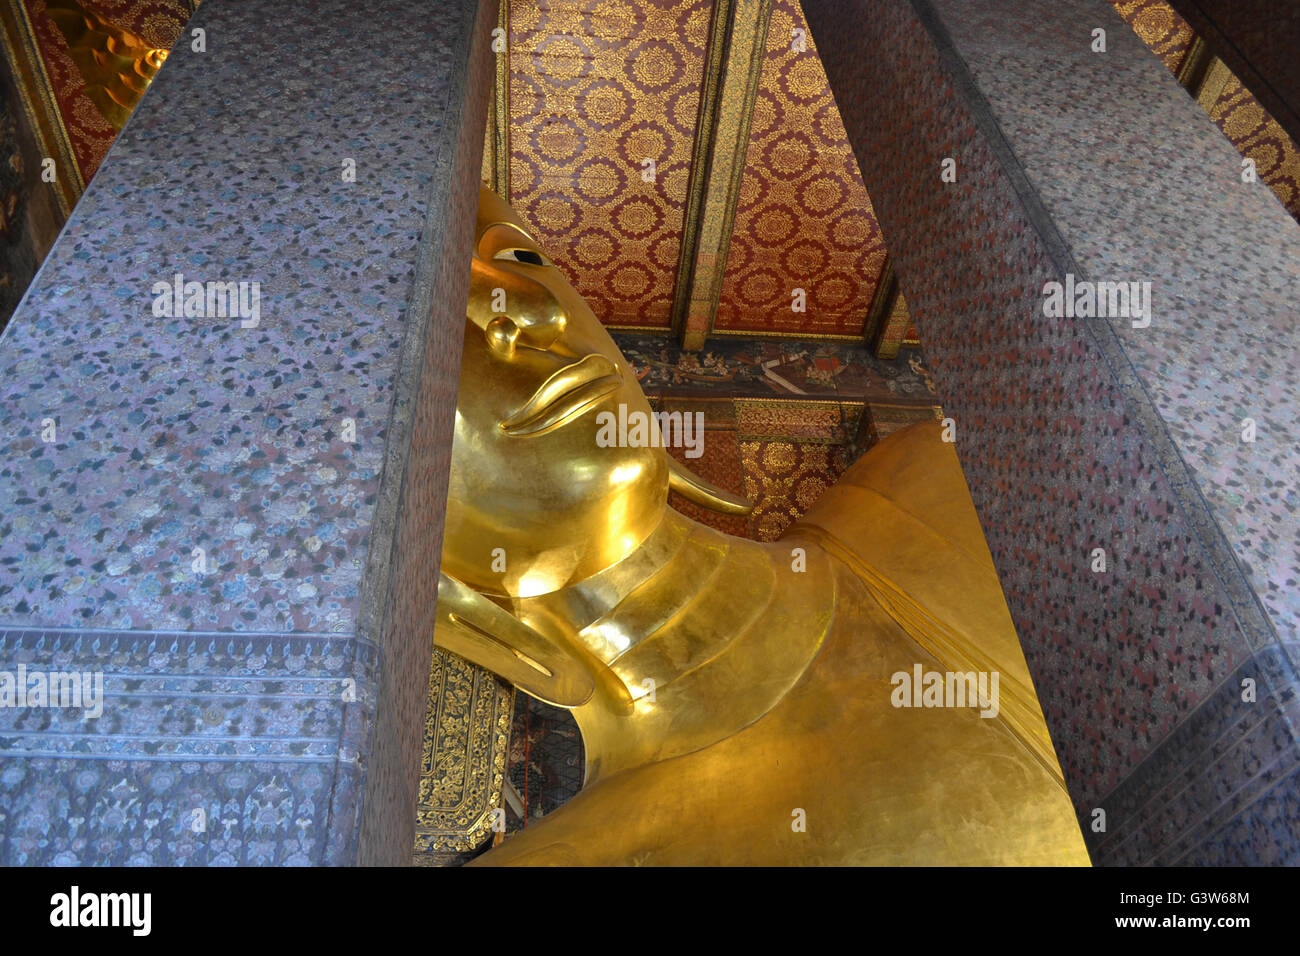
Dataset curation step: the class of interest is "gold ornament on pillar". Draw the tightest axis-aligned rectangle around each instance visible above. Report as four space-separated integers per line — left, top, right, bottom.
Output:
433 187 1090 865
47 0 170 131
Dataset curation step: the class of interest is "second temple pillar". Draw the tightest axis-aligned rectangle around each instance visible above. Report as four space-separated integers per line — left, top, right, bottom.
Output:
805 0 1300 864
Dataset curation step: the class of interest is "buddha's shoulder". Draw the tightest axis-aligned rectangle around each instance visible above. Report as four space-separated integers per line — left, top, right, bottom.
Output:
791 420 996 574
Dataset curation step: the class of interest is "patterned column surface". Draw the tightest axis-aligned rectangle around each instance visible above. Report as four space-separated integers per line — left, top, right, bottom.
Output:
805 0 1299 864
0 0 492 864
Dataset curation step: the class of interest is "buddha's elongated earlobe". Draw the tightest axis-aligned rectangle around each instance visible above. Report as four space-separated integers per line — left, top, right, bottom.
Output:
666 455 754 516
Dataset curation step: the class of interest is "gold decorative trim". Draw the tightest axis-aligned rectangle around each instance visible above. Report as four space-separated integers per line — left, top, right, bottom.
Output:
481 0 509 197
608 324 678 334
735 395 865 407
670 0 733 342
0 0 85 217
618 325 869 342
862 257 895 345
709 327 868 342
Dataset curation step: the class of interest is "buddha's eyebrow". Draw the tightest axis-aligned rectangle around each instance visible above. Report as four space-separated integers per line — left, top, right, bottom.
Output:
478 220 541 249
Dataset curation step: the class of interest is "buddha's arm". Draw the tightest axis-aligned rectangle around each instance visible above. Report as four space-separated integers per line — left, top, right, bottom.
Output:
787 420 1067 783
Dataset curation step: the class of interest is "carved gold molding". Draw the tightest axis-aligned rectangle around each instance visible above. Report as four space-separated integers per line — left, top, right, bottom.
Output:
414 648 514 861
711 327 868 342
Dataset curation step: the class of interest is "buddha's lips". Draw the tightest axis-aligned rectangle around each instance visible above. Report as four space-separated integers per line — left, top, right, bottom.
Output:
500 353 622 437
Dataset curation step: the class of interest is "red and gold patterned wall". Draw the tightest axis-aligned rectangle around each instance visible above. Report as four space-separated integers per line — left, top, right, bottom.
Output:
1112 0 1194 72
508 0 712 330
714 0 886 338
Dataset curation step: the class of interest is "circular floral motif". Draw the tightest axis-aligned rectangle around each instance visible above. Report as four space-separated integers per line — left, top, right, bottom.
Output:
536 118 584 162
813 101 846 147
610 262 654 300
1223 102 1265 140
814 273 854 310
736 168 768 209
1248 142 1281 177
830 212 872 249
795 475 828 509
754 207 795 243
534 36 591 85
1132 6 1176 44
762 441 797 474
613 197 662 237
576 159 624 201
763 134 814 179
620 124 669 167
534 194 577 233
573 229 616 267
684 6 711 48
584 82 631 128
662 165 690 200
649 232 680 270
782 240 827 277
667 88 701 136
591 0 634 34
780 56 829 104
740 268 781 306
799 174 846 216
632 41 683 90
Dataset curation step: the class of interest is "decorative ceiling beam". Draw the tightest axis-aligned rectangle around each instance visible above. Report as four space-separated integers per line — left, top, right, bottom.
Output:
671 0 773 351
482 0 510 198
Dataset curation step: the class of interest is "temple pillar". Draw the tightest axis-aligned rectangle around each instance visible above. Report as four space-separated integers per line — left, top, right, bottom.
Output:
0 0 495 864
805 0 1300 863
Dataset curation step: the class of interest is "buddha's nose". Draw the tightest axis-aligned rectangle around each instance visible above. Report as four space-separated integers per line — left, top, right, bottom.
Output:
486 293 567 358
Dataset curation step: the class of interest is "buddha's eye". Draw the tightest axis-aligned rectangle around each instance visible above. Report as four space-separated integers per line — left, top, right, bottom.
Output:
494 248 547 266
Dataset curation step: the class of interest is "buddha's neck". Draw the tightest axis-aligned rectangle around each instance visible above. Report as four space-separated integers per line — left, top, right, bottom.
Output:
509 508 836 784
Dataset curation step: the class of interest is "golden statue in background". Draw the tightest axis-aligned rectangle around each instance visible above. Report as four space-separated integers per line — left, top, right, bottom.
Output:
433 187 1090 865
47 0 170 131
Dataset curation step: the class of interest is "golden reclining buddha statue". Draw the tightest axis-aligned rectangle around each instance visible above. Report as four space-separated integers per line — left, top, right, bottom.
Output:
432 187 1090 866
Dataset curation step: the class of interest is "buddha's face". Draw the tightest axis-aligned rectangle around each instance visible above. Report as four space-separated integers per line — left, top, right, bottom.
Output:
442 189 669 597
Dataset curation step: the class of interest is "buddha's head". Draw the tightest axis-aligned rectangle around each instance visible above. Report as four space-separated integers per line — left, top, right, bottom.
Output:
442 188 746 599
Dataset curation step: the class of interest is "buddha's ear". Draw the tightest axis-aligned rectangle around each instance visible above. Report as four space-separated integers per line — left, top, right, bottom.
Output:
666 455 754 516
435 571 596 708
